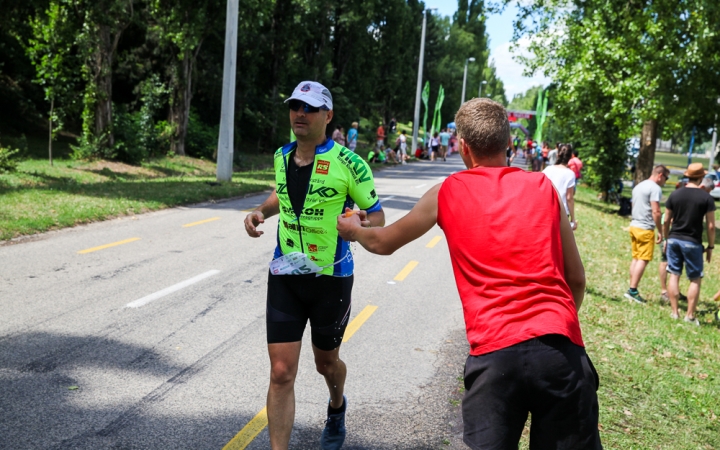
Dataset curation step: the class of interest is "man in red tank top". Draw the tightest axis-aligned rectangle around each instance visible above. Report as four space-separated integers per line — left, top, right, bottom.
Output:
337 98 602 449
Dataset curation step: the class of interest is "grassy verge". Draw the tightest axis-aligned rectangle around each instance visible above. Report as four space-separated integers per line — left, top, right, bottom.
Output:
0 155 275 241
654 152 709 169
555 186 720 449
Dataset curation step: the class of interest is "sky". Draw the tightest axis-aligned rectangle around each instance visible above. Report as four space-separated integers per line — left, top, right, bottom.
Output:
432 0 551 100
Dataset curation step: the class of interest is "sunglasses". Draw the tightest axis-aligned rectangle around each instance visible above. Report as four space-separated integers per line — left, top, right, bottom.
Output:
288 100 325 113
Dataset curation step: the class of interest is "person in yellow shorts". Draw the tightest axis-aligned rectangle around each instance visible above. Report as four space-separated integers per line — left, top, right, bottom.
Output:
626 165 669 303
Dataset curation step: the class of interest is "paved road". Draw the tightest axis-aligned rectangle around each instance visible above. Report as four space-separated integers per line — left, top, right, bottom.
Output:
0 156 470 449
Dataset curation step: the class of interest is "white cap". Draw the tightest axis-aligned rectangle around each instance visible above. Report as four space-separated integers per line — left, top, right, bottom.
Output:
285 81 333 110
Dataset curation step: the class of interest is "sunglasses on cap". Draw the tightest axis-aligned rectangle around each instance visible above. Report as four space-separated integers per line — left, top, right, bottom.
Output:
288 99 327 113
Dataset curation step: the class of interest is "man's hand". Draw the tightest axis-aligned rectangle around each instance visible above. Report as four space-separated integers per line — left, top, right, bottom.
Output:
706 248 713 263
571 220 578 231
244 211 265 237
656 231 663 244
337 209 363 241
355 209 372 228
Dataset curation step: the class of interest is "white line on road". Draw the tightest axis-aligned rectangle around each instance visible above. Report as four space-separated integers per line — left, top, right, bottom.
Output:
383 196 396 201
125 270 221 308
414 184 427 189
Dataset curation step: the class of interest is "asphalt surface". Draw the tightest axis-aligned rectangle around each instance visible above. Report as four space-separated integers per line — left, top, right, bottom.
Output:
0 155 471 449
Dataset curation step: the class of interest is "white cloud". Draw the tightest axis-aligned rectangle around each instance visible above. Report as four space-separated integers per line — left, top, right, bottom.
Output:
491 37 552 99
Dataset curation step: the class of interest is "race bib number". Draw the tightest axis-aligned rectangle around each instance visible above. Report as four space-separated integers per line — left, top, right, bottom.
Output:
269 252 322 275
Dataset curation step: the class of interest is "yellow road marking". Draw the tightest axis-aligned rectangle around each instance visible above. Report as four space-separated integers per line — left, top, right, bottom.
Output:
394 261 419 281
222 407 268 450
77 238 141 254
343 305 378 343
223 306 379 448
182 217 221 228
426 236 442 248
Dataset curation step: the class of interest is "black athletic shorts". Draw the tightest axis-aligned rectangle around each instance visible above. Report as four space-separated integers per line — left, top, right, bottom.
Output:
266 272 352 351
463 334 602 450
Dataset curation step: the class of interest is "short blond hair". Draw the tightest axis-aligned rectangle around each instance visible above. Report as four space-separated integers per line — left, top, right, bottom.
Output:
454 98 510 158
351 121 358 128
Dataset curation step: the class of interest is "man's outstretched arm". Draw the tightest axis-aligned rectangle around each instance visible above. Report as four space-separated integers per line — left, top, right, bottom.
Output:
337 184 440 255
244 190 280 237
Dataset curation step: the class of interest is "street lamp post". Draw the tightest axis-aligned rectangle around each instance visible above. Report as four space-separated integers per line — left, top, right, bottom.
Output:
412 7 437 158
460 57 476 107
478 80 487 98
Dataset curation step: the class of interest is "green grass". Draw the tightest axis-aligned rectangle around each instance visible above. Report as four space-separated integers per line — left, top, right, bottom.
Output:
551 186 720 449
0 155 275 241
654 152 709 169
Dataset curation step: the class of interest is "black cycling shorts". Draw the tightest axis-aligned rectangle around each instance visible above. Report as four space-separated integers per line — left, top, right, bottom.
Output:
462 334 602 450
266 272 352 351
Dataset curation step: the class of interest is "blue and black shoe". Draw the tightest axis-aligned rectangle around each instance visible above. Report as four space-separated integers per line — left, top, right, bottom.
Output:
320 395 347 450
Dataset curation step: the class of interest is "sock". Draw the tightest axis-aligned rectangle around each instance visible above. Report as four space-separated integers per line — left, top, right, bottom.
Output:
328 397 346 415
629 288 639 295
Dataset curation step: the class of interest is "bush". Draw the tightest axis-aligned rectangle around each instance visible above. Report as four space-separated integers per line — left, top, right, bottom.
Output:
185 111 218 159
0 146 20 173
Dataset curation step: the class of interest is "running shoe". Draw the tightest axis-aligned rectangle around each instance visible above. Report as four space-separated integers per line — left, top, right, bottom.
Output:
670 312 679 320
624 290 646 304
683 316 700 326
321 395 347 450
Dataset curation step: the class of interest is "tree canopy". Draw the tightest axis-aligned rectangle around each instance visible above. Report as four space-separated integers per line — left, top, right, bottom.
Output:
0 0 506 164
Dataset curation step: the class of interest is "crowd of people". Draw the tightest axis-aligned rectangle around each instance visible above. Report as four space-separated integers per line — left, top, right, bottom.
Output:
625 163 717 325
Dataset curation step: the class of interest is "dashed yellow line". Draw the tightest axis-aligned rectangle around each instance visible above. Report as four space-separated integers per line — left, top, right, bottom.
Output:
182 217 221 228
222 305 378 449
222 407 268 450
77 238 141 254
343 305 378 342
394 261 419 281
426 236 442 248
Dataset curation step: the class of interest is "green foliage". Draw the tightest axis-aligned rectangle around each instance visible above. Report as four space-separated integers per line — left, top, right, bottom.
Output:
185 111 218 159
0 146 21 173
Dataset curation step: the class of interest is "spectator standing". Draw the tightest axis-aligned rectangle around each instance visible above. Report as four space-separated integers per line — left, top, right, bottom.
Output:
532 143 543 172
398 130 408 164
543 145 577 230
389 117 397 133
548 142 559 167
541 141 550 169
430 132 440 161
346 122 358 152
663 163 716 324
568 149 584 185
376 122 385 151
626 165 669 303
439 128 451 161
332 125 346 146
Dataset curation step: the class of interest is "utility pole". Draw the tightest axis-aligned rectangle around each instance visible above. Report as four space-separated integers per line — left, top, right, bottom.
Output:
216 0 239 182
461 57 475 107
412 8 436 157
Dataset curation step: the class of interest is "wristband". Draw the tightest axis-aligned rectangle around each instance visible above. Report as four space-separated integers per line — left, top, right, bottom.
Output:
707 246 714 250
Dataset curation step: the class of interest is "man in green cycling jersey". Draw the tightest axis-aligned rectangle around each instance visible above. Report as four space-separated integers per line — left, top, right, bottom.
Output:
244 81 385 450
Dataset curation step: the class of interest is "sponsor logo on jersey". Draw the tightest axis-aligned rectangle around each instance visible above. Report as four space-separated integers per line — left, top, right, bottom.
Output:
308 244 318 253
303 208 324 216
277 183 288 194
282 221 327 234
370 189 377 198
308 184 339 198
315 160 330 175
338 148 372 183
286 238 294 247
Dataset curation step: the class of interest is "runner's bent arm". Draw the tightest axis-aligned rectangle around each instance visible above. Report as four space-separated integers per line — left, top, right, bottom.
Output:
244 190 280 237
558 191 585 311
338 184 440 255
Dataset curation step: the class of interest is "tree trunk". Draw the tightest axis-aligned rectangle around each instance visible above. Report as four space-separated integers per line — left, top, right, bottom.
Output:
169 48 195 157
48 97 53 166
635 118 657 184
94 24 115 148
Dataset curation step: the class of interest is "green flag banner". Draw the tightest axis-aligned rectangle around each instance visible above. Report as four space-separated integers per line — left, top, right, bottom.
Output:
422 81 430 138
431 85 445 137
533 89 548 143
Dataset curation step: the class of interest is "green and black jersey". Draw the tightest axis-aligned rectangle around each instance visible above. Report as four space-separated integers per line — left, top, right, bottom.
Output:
272 138 382 276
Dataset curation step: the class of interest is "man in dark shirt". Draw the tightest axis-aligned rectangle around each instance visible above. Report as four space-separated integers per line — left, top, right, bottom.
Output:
662 163 716 325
